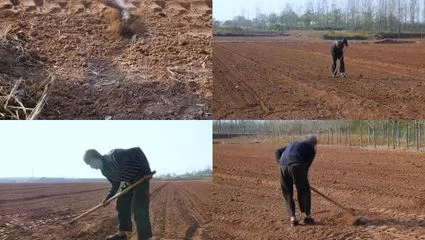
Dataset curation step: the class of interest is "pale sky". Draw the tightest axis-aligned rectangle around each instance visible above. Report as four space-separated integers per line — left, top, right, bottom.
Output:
0 121 212 178
214 0 425 22
213 0 344 21
213 0 320 21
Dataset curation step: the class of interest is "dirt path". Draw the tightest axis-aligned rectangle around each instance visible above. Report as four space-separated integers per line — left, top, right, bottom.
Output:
213 38 425 119
0 181 215 240
211 143 425 239
1 0 212 119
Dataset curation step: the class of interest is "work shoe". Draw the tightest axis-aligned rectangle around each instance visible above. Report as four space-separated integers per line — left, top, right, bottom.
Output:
105 233 128 240
303 216 315 225
290 220 299 227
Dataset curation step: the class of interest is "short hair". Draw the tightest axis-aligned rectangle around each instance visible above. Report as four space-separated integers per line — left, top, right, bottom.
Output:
305 134 318 145
343 39 348 46
84 149 102 163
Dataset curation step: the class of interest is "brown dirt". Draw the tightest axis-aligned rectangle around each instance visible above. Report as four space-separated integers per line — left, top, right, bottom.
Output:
0 0 212 119
213 37 425 119
211 143 425 239
0 180 215 240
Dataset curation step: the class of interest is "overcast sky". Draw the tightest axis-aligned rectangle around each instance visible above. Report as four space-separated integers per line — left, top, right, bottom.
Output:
0 121 212 178
213 0 333 21
214 0 425 21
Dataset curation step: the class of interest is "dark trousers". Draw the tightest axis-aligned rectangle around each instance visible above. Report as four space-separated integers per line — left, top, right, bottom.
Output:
331 52 345 74
116 181 152 240
280 164 311 217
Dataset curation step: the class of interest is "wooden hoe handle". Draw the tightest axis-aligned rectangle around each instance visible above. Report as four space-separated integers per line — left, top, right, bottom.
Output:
310 185 355 215
69 171 156 224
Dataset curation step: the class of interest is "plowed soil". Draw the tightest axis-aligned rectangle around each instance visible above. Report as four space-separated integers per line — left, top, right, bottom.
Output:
213 37 425 119
0 0 212 119
212 142 425 239
0 181 215 240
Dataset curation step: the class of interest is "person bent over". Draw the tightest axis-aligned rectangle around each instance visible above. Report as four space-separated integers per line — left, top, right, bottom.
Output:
275 134 317 227
84 147 153 240
331 39 348 77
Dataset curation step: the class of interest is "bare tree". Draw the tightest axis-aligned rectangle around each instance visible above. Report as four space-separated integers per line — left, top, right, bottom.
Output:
360 121 363 147
417 120 420 151
387 120 390 148
410 0 419 26
388 0 398 31
397 0 405 33
407 121 410 148
361 0 374 29
422 0 425 24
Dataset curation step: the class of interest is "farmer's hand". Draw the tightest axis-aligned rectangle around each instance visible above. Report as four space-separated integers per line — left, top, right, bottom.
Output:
102 199 110 206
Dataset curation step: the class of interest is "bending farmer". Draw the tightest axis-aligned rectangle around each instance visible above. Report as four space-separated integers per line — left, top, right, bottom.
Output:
331 39 348 78
275 134 317 227
84 147 153 240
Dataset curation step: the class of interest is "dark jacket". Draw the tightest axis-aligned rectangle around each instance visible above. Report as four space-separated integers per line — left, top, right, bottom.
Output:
275 141 316 167
331 40 345 56
101 147 151 199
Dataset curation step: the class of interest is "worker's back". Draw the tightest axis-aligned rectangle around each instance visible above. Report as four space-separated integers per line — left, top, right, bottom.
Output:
279 141 316 166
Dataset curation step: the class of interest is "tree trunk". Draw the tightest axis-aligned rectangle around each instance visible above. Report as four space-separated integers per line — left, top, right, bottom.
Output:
327 130 330 145
417 120 420 151
419 121 422 150
392 120 396 150
407 122 410 149
373 123 377 148
368 125 371 146
398 121 401 147
387 120 390 149
335 126 338 144
348 126 351 146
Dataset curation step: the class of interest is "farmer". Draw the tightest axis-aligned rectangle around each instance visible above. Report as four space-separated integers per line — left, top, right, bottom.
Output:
103 0 131 22
275 134 317 227
331 39 348 77
84 147 153 240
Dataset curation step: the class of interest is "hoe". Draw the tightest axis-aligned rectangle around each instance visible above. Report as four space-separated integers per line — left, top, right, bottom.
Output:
69 171 156 224
311 185 367 226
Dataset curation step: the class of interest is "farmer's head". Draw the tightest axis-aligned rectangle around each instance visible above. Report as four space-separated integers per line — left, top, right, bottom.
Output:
305 134 318 146
84 149 103 169
343 39 348 46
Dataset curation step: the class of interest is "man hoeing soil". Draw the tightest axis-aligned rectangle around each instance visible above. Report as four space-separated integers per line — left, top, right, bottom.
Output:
275 134 317 227
84 147 153 240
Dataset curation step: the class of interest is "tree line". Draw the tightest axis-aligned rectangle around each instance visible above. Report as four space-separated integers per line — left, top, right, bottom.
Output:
213 120 425 151
214 0 425 32
156 168 212 179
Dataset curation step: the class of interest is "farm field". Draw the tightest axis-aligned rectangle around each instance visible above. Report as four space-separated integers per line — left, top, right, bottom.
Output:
0 0 212 119
211 142 425 239
213 37 425 119
0 180 215 240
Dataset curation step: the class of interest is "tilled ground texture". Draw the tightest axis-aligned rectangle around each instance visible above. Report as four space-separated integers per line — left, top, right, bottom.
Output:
0 181 214 240
213 36 425 119
212 142 425 239
0 0 212 119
